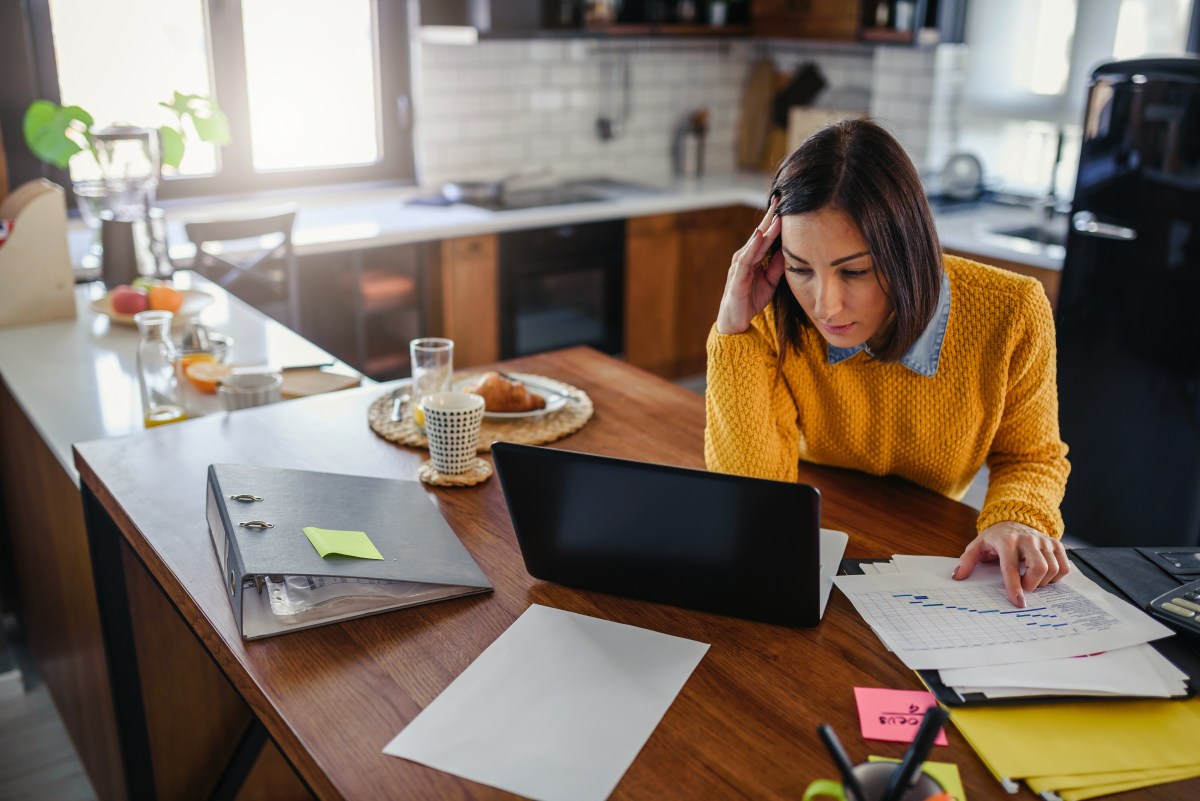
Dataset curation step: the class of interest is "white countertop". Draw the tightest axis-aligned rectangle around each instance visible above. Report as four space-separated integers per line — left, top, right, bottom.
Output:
68 172 1064 272
0 272 358 482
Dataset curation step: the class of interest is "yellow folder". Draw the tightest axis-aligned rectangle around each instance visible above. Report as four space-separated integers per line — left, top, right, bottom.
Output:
949 696 1200 781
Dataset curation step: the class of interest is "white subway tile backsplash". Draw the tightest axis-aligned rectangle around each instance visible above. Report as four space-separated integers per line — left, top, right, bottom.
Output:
417 40 963 183
530 89 567 112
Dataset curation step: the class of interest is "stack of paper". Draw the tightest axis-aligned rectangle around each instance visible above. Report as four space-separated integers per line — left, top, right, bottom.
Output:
833 555 1185 699
835 555 1200 799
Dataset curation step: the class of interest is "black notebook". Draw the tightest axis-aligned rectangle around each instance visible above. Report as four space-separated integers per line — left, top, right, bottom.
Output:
206 464 491 639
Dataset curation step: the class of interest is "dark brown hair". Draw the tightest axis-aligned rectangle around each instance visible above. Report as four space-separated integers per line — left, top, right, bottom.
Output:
768 118 942 362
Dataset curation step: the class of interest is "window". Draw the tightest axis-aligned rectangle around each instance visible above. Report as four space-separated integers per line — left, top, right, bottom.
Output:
958 0 1193 196
36 0 415 198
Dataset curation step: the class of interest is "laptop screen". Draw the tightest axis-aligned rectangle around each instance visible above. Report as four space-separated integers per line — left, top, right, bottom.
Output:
493 443 822 627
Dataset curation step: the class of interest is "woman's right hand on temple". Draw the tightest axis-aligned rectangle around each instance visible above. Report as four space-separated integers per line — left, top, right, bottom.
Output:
716 197 785 335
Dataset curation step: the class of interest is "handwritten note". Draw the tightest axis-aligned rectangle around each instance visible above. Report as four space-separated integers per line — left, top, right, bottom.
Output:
854 687 948 746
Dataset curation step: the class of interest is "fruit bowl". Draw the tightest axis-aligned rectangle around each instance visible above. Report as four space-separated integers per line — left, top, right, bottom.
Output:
89 289 214 326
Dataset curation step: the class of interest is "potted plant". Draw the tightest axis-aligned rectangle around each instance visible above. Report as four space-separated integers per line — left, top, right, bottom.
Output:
23 92 229 175
22 93 229 261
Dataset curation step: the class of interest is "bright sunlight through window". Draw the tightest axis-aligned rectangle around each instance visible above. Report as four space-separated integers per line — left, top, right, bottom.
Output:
1026 0 1076 96
241 0 380 172
49 0 215 181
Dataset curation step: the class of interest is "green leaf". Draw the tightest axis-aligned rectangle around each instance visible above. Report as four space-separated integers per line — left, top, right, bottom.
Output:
183 96 231 146
23 100 95 168
159 125 185 169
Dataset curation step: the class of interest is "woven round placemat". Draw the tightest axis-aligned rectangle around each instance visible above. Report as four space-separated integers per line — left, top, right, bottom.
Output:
367 374 594 453
417 458 492 487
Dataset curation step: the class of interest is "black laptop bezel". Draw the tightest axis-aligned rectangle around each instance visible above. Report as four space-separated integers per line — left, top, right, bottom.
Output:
492 442 822 627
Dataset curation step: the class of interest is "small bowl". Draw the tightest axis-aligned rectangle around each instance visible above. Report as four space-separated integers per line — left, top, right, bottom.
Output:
217 371 283 411
176 331 233 366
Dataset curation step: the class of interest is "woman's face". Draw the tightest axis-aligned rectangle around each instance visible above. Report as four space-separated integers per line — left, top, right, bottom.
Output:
780 206 893 350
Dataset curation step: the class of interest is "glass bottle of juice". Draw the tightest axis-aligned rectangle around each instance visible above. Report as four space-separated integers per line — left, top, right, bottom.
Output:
134 310 187 427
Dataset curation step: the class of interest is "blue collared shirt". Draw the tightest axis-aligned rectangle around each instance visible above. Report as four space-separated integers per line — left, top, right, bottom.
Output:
825 269 952 378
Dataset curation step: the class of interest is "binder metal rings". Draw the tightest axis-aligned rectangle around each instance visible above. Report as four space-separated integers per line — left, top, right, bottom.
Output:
230 494 263 502
238 520 274 529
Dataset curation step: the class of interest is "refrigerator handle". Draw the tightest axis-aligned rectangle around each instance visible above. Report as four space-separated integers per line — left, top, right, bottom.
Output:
1072 211 1138 241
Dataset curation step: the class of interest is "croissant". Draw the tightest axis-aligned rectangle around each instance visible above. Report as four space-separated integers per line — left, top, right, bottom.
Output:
463 372 546 413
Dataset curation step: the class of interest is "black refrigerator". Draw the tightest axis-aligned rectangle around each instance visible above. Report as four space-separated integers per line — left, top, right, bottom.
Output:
1057 56 1200 546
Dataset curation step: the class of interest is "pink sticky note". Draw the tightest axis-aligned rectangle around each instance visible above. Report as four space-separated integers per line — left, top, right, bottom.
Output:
854 687 949 746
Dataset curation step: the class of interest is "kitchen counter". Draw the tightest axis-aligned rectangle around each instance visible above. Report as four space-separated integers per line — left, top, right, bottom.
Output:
68 173 1065 272
0 271 355 481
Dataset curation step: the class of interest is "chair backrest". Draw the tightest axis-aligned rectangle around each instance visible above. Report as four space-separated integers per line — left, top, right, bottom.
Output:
184 208 297 254
183 206 300 329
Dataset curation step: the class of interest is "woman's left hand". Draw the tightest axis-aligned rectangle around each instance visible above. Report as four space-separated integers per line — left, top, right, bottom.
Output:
953 521 1070 608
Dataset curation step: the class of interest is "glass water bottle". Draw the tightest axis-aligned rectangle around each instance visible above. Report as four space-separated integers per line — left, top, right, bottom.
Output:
134 310 186 427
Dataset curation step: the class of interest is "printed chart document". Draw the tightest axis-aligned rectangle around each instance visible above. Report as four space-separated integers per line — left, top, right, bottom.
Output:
832 571 1172 670
383 604 709 801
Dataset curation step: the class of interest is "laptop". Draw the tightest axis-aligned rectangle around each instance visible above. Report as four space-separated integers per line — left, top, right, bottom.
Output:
492 442 842 627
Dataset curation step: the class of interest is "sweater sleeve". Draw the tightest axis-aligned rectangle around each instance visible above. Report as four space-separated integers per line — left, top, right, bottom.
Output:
704 316 801 482
978 281 1071 538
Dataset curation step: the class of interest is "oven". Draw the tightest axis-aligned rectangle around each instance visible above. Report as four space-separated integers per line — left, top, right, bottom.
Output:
499 220 625 359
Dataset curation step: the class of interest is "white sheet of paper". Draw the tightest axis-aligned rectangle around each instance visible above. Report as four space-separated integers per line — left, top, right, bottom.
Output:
831 572 1172 670
939 642 1187 697
383 604 709 801
819 528 849 618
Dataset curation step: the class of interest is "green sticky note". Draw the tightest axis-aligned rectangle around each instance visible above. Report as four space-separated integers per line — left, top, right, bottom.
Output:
302 527 384 560
869 757 966 801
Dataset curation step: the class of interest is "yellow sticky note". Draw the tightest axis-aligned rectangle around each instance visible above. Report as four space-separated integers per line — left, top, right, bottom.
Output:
302 527 384 560
869 757 966 801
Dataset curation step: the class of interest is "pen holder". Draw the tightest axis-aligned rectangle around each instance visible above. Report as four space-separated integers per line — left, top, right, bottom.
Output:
803 762 943 801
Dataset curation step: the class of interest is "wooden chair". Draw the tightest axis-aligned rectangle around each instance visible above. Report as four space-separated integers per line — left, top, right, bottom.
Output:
184 207 300 331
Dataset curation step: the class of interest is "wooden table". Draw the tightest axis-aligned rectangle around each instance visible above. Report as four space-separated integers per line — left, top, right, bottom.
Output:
73 347 1195 800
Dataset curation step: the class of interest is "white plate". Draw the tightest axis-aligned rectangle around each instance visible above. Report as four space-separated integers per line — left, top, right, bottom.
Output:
89 289 214 326
452 373 569 419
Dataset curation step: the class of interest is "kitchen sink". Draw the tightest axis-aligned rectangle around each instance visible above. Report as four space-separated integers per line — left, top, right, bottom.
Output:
989 224 1068 248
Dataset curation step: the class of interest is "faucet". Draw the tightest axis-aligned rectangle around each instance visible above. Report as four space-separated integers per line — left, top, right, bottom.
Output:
1038 127 1066 223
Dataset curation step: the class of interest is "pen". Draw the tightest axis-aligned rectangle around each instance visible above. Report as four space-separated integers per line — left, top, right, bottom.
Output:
817 724 867 801
881 706 949 801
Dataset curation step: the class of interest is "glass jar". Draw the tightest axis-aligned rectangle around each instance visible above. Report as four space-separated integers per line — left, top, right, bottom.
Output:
134 310 187 428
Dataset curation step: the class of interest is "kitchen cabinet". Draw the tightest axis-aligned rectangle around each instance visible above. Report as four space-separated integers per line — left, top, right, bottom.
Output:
436 233 500 369
857 0 966 46
752 0 861 41
626 205 761 378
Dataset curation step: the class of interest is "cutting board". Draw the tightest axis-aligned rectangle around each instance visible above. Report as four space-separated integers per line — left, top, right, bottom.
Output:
280 368 361 399
0 179 77 329
737 60 778 170
786 108 866 155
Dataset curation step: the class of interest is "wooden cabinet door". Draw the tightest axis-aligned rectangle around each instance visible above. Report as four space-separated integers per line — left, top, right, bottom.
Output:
626 206 760 378
625 213 682 377
753 0 861 40
674 207 744 376
438 234 499 368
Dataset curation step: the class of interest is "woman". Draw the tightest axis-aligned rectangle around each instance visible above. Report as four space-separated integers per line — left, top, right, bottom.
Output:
705 119 1070 609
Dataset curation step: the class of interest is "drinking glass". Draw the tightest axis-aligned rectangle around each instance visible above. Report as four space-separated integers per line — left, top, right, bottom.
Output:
410 338 454 406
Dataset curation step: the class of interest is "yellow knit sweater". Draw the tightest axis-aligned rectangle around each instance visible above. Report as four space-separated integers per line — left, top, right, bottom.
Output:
704 255 1069 538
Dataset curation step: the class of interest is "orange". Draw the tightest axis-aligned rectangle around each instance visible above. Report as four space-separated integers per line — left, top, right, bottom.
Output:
184 360 232 394
148 285 184 313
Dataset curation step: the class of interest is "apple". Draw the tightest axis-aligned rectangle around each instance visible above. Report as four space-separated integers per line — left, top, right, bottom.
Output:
109 285 149 315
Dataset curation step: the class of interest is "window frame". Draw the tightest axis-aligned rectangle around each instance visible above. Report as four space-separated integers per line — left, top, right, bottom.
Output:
7 0 416 201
